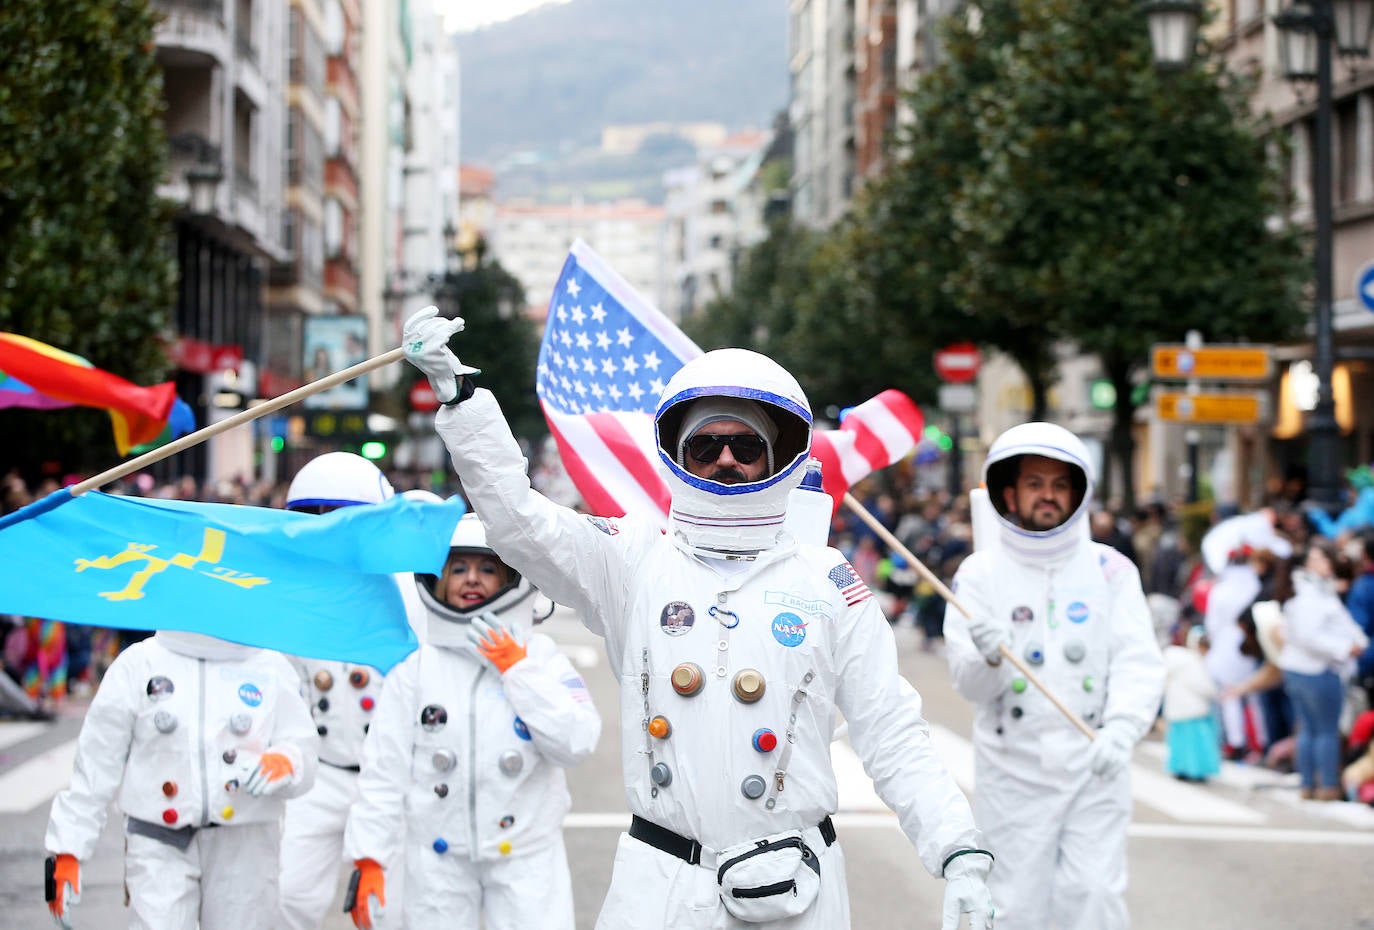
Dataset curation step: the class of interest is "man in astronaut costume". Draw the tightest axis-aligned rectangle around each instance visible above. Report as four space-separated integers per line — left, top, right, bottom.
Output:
343 512 601 929
278 452 415 930
401 307 994 930
944 422 1165 930
44 629 318 930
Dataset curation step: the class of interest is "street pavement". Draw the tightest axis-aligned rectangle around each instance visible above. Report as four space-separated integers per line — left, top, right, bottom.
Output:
2 611 1372 929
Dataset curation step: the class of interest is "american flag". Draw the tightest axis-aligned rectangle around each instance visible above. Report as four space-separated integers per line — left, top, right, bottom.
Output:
828 561 873 606
536 239 926 522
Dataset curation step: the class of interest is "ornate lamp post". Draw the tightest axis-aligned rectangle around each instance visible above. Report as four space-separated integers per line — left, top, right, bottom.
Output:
1144 0 1373 512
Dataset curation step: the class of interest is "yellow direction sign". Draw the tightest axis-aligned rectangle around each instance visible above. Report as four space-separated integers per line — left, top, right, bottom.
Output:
1156 391 1264 424
1151 345 1272 380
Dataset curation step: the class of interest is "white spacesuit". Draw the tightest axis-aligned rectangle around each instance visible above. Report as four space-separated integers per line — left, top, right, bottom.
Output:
45 630 318 930
278 452 405 930
343 513 601 929
944 422 1165 930
402 305 993 930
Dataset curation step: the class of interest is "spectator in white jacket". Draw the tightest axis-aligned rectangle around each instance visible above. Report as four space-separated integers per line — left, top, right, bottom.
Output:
1276 540 1370 800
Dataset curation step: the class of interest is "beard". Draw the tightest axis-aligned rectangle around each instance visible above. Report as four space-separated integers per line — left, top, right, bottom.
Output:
1024 502 1065 530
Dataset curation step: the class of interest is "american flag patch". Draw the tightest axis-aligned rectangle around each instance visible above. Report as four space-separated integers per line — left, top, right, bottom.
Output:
828 561 872 606
560 673 593 703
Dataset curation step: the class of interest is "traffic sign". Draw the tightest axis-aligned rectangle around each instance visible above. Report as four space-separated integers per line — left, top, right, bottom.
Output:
409 380 440 412
934 343 981 383
1156 391 1264 424
1357 261 1374 313
938 383 977 412
1151 345 1272 380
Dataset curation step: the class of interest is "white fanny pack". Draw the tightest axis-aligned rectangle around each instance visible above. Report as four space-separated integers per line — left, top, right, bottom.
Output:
715 831 821 922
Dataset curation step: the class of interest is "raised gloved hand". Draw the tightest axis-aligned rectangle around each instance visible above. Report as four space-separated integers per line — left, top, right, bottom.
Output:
244 750 295 796
965 613 1011 666
347 858 386 930
46 853 80 930
1089 719 1138 779
941 850 994 930
470 615 527 674
402 306 479 404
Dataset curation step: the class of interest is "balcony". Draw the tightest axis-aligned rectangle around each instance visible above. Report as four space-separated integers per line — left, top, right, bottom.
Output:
154 0 229 67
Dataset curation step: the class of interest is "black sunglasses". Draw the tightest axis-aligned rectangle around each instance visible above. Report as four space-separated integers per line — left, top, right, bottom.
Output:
684 433 768 466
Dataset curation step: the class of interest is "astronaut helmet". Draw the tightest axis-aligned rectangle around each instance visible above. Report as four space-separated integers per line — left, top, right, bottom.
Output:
415 513 534 626
285 451 394 513
654 349 812 555
983 422 1094 556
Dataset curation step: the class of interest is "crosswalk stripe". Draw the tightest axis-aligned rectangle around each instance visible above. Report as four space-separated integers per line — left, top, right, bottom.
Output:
0 721 49 752
866 722 1267 825
560 813 1374 846
0 739 75 814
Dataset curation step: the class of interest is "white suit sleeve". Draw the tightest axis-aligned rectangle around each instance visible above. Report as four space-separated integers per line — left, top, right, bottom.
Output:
1100 549 1166 738
435 389 643 651
265 654 320 797
835 591 981 876
501 635 601 768
45 652 138 860
345 652 420 869
942 554 1009 704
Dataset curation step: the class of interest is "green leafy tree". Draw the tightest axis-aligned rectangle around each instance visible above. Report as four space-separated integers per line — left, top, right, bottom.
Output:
849 1 1060 419
0 0 177 476
952 0 1306 507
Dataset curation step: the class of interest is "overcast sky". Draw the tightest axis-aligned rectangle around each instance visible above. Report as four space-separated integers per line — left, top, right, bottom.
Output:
435 0 573 33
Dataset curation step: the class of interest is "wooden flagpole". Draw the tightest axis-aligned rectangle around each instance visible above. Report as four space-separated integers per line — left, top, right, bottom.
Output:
840 492 1096 740
70 348 406 497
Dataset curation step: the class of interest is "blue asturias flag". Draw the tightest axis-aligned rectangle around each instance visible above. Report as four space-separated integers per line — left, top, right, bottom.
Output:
0 490 466 671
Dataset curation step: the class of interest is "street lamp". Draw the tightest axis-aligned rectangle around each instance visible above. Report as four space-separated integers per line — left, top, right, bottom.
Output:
1269 1 1373 512
1145 1 1371 512
1140 1 1203 70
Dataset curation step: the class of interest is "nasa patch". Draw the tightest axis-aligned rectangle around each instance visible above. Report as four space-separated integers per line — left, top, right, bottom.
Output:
1067 601 1090 623
237 683 263 707
771 612 807 647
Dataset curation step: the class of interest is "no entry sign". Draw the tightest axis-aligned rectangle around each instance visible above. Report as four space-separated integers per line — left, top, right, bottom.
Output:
934 343 981 384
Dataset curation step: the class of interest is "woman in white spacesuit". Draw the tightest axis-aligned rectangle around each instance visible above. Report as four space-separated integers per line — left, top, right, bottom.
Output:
44 629 318 930
399 306 994 930
342 512 601 930
944 422 1166 930
278 451 408 930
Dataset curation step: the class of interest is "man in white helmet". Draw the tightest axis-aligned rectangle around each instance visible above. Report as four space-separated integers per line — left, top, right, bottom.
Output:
44 627 318 930
277 452 419 930
342 512 601 930
943 422 1165 930
399 307 994 930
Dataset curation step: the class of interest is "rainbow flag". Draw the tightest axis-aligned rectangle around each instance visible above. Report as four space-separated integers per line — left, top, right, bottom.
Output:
0 373 74 411
0 333 179 454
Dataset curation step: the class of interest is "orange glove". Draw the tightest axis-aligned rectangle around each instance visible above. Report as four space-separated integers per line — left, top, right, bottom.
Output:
471 616 527 674
244 750 295 796
47 853 80 929
348 858 386 930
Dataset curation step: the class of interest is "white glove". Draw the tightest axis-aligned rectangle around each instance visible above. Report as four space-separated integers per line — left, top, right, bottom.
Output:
402 306 479 404
941 851 994 930
1089 719 1138 779
966 614 1011 666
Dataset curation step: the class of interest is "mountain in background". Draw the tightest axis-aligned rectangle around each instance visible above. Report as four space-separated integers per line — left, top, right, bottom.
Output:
456 0 789 166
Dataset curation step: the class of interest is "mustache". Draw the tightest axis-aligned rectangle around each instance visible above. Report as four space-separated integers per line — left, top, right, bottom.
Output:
708 466 749 483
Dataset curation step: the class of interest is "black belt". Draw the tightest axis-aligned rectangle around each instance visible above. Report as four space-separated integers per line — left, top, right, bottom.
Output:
321 759 362 773
629 814 836 866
